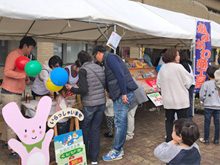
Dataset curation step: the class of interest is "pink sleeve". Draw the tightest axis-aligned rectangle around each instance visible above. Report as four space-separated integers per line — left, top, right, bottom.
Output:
4 52 26 79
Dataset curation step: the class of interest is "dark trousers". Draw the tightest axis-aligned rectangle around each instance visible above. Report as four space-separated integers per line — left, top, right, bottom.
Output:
31 90 50 100
81 104 105 162
188 85 195 119
57 119 70 135
165 108 187 142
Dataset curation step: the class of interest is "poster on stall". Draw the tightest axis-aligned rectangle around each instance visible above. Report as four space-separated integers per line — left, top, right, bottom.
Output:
147 92 163 106
54 129 87 165
145 79 157 90
106 32 121 50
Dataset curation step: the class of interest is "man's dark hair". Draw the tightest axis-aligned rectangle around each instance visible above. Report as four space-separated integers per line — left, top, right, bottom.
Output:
163 48 178 63
19 36 36 49
174 118 200 146
92 46 106 56
206 66 217 78
48 55 63 69
161 49 167 54
78 51 92 65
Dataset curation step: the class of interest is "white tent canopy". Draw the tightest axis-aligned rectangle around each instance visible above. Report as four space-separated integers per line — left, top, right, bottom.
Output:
0 0 193 49
0 0 219 48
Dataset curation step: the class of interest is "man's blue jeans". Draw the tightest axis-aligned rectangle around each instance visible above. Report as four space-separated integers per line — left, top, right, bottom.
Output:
112 91 134 152
204 108 220 140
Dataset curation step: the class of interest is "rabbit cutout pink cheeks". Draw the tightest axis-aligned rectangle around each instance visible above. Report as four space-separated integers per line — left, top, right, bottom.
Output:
2 96 54 165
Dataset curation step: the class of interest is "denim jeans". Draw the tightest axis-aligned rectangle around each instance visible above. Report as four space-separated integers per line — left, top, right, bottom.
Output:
112 91 134 152
204 108 220 140
81 104 105 162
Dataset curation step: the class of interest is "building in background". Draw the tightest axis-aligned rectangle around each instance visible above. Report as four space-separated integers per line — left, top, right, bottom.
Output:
0 0 220 79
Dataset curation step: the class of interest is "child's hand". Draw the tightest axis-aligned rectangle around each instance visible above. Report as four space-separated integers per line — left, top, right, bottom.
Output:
170 140 178 145
71 103 76 108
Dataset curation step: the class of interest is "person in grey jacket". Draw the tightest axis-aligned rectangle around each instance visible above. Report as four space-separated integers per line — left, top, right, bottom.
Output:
65 51 106 165
126 78 149 140
199 66 220 144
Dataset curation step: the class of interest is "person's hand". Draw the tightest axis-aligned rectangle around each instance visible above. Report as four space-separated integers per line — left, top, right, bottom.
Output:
170 140 178 145
218 90 220 97
71 102 76 108
25 76 30 85
65 84 72 90
122 95 129 104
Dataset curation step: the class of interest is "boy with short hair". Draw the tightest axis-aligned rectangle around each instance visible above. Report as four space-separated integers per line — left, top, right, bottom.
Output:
199 66 220 144
154 118 201 164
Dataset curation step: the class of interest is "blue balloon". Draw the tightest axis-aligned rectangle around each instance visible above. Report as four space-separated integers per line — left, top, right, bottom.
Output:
50 67 68 86
156 65 162 72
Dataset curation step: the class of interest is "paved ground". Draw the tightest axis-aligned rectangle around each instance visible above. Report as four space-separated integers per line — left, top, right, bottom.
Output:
0 102 220 165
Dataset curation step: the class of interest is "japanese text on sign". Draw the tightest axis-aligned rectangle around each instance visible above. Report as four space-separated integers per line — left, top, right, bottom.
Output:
195 21 211 92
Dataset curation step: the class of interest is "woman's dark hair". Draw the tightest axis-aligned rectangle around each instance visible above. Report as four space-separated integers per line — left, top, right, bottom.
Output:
48 55 63 68
78 51 92 65
19 36 36 49
163 48 178 63
92 46 106 56
206 66 217 78
174 118 200 146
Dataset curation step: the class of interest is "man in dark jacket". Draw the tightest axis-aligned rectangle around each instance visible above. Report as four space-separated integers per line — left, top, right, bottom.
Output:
93 46 138 161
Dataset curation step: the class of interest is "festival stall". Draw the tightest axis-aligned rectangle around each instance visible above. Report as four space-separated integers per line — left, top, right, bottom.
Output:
1 0 220 164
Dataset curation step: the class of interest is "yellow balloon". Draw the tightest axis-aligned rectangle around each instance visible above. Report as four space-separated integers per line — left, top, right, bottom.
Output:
46 78 63 92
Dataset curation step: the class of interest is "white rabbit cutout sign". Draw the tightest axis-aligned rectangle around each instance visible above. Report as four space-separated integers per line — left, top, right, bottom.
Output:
2 96 54 165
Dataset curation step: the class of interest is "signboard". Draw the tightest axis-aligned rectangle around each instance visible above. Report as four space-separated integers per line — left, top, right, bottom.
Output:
147 92 163 106
195 21 211 92
106 32 121 50
54 129 87 165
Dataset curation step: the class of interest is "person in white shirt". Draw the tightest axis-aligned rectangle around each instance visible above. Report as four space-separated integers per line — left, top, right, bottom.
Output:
157 48 193 142
31 55 62 99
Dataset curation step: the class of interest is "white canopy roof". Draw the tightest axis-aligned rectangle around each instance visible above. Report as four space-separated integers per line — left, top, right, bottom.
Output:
0 0 219 48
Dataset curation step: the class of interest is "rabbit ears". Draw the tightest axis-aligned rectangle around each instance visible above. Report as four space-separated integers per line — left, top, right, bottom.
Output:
2 96 52 131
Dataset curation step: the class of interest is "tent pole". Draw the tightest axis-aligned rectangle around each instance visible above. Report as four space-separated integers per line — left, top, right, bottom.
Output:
191 38 196 117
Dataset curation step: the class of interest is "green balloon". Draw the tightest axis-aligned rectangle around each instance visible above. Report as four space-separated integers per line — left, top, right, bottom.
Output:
25 60 42 77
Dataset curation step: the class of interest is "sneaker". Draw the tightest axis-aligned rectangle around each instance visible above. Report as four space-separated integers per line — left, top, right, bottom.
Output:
102 150 123 161
200 138 209 144
9 152 19 159
126 135 133 141
104 132 113 138
212 138 219 144
91 161 98 164
2 144 8 149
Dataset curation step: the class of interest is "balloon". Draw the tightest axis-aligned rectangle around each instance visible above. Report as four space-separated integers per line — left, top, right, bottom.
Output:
50 67 68 86
156 65 162 72
25 60 42 77
15 56 30 71
46 78 63 92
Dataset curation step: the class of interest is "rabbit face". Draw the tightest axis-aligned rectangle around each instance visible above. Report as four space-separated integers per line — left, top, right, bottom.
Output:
2 96 52 145
17 120 46 144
